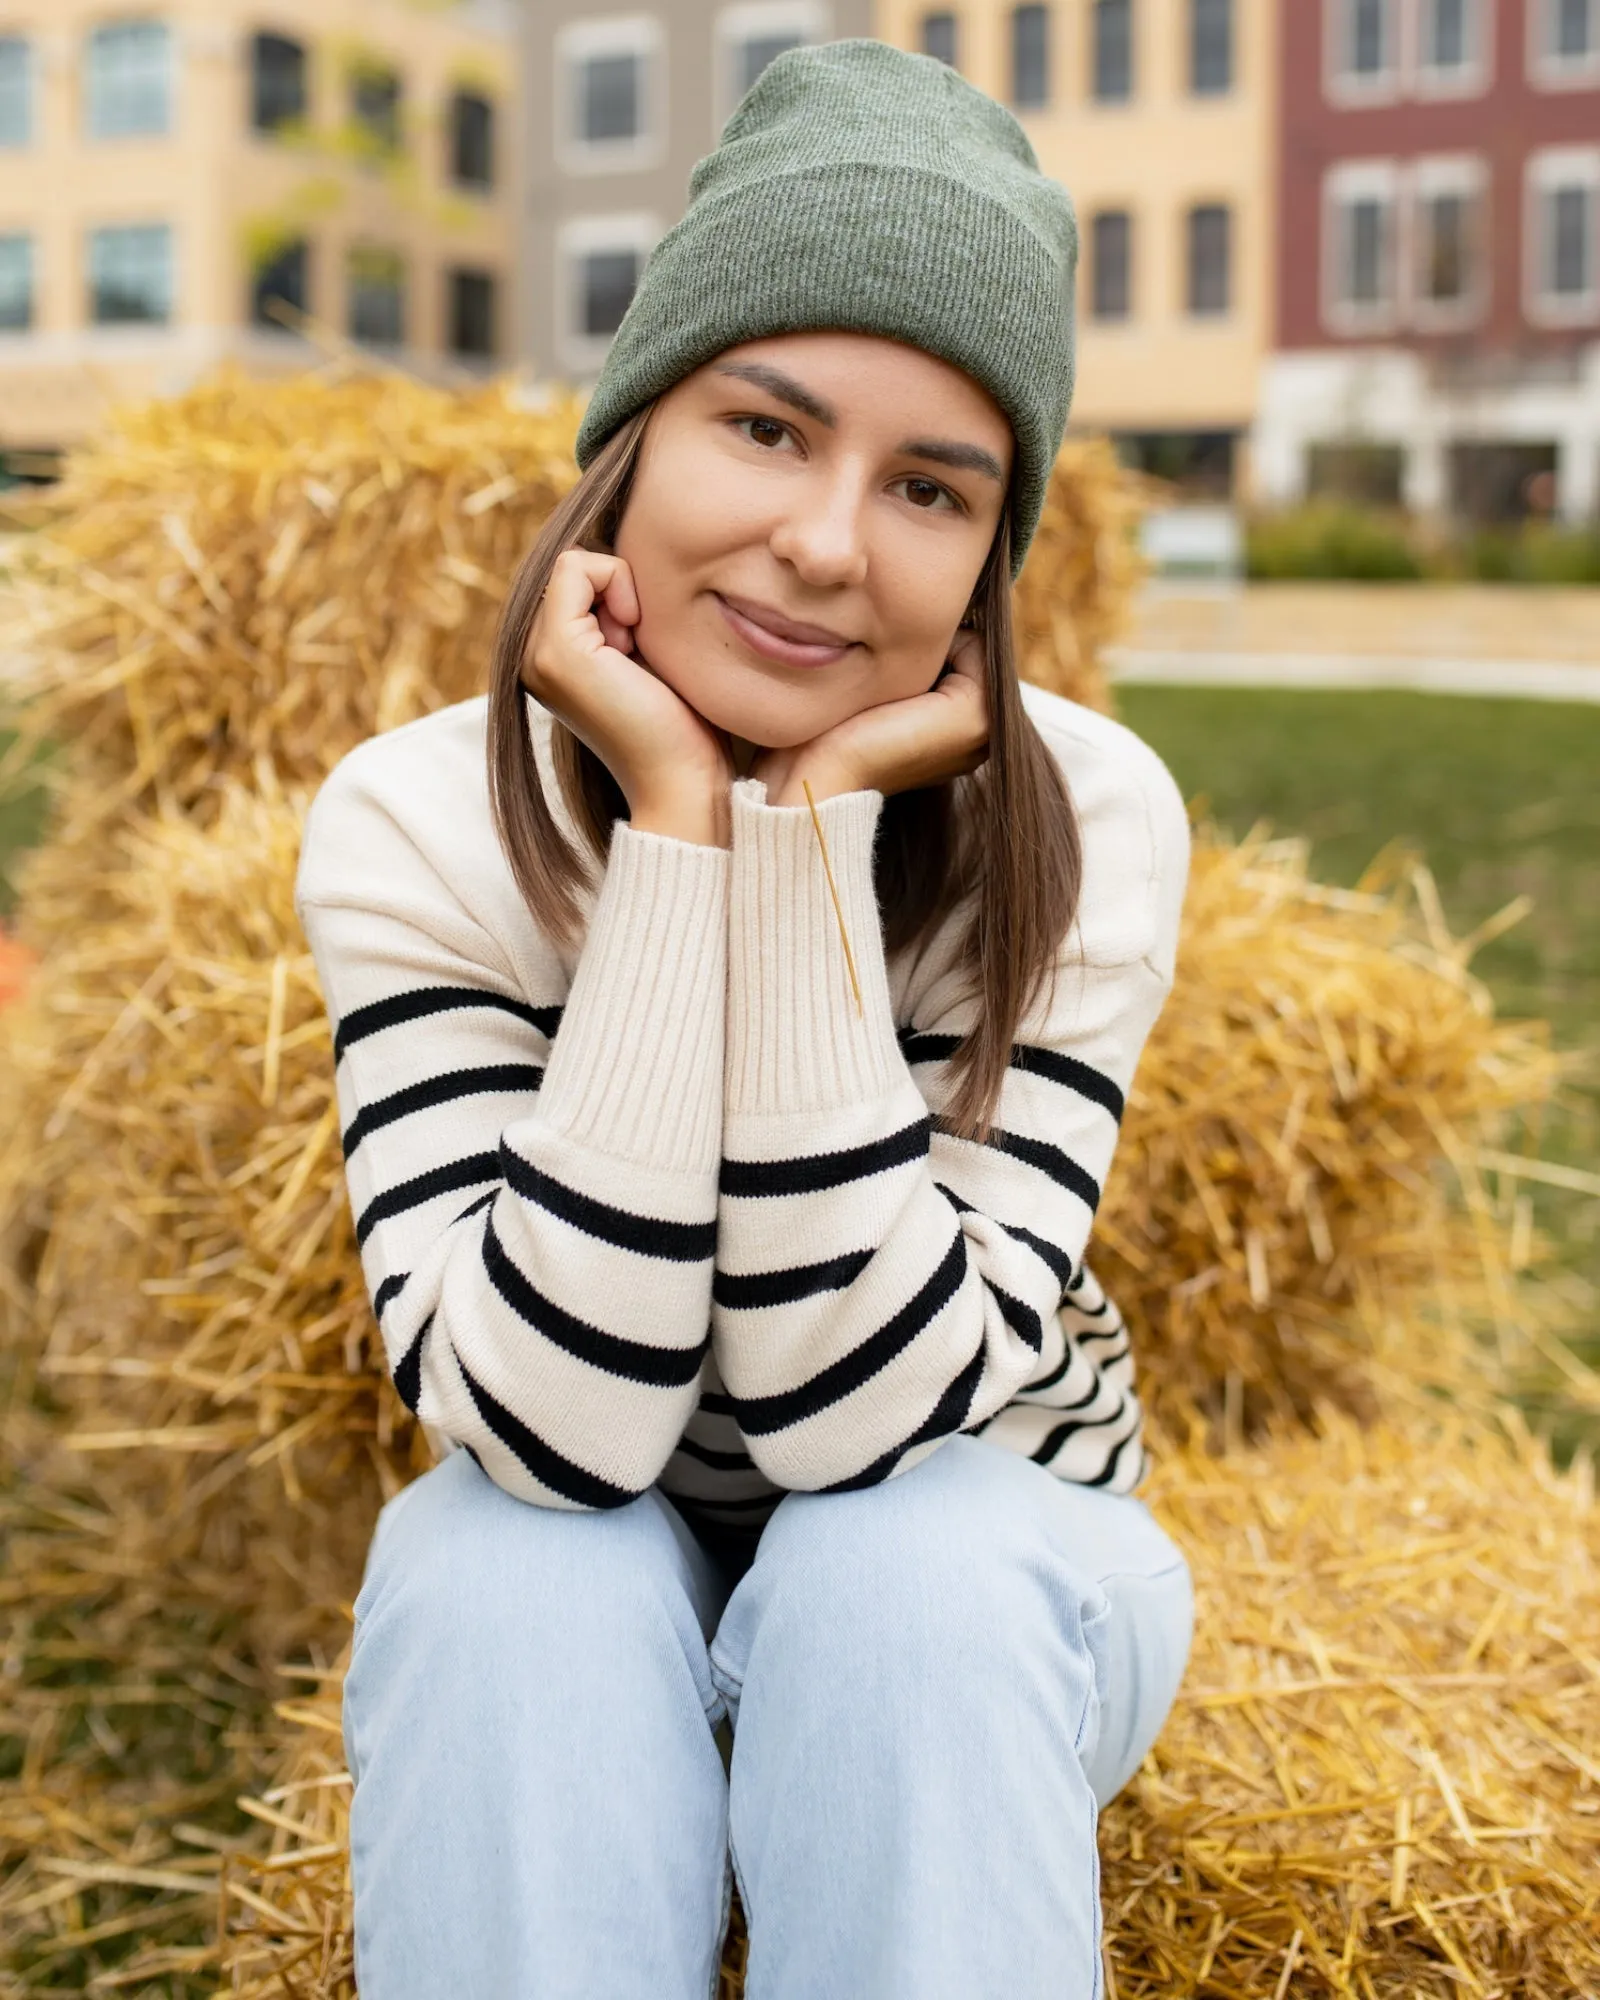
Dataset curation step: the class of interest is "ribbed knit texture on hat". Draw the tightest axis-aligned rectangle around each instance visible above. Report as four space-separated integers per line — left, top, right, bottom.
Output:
574 39 1078 572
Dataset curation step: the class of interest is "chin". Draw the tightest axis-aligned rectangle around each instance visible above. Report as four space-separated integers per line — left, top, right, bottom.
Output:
644 637 846 750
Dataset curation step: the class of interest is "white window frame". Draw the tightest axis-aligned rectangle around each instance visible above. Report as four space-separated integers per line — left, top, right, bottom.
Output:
557 211 661 375
1322 159 1403 334
1408 153 1488 329
1325 0 1402 104
555 16 665 176
1409 0 1493 98
1524 147 1600 326
713 1 829 133
86 220 175 326
1527 0 1600 88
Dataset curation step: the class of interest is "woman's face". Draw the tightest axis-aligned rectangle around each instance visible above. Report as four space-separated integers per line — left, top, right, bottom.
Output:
611 330 1014 753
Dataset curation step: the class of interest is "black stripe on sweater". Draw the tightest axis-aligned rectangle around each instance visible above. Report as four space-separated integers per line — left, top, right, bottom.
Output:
335 986 559 1062
933 1181 1076 1295
1031 1391 1131 1465
713 1246 874 1309
821 1334 989 1493
500 1144 717 1263
457 1356 639 1510
720 1116 930 1200
356 1152 500 1245
672 1435 757 1472
733 1231 967 1436
900 1031 1125 1123
979 1126 1102 1214
342 1063 545 1160
1082 1426 1142 1489
392 1311 432 1414
482 1211 708 1387
373 1272 409 1319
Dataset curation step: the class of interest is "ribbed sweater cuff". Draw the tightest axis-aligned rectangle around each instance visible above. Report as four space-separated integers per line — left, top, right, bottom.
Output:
726 777 902 1115
535 822 729 1173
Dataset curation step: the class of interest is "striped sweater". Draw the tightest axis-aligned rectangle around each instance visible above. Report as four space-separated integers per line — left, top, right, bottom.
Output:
294 682 1190 1536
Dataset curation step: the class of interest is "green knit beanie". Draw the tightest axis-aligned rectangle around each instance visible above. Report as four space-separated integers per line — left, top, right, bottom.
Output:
574 38 1078 574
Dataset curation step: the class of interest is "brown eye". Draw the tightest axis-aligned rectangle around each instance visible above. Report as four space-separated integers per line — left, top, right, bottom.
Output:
740 416 789 449
896 475 956 512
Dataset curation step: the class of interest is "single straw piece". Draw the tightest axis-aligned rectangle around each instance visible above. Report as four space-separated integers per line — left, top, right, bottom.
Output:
801 778 865 1018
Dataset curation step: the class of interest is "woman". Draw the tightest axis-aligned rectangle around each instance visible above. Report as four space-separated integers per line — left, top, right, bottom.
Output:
295 39 1194 2000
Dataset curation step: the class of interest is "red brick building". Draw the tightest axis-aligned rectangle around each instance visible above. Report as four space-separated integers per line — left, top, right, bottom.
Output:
1255 0 1600 521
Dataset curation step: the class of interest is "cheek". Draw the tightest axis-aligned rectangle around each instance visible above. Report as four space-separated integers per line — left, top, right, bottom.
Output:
871 543 979 684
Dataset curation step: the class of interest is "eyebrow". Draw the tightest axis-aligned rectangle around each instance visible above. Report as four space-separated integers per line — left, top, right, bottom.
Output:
715 362 836 426
714 362 1008 485
896 437 1007 485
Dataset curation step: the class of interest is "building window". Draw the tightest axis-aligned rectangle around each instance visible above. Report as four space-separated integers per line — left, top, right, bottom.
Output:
251 238 308 329
251 33 306 133
1412 158 1485 322
88 223 172 323
1323 163 1399 329
1416 0 1489 96
1327 0 1397 98
1190 0 1231 93
448 268 496 358
1008 5 1049 105
1529 0 1600 84
1090 209 1132 319
558 213 659 366
450 90 494 188
86 21 172 139
559 18 663 170
1187 202 1230 314
348 244 405 345
0 36 31 147
1526 150 1600 321
920 11 959 64
1092 0 1133 101
349 59 402 156
715 3 825 125
0 233 32 329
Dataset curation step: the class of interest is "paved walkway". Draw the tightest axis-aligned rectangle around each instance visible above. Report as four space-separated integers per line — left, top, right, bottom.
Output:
1108 582 1600 702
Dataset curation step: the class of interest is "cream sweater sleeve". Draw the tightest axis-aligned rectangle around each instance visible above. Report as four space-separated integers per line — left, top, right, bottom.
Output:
713 757 1188 1494
295 744 728 1511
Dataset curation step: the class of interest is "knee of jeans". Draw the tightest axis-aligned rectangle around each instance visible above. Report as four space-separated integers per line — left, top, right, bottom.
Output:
752 1436 1110 1664
352 1448 688 1669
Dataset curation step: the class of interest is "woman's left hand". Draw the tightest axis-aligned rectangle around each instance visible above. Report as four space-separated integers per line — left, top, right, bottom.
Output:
750 630 990 806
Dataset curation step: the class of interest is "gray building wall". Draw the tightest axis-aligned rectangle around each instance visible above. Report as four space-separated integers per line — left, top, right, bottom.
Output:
519 0 872 385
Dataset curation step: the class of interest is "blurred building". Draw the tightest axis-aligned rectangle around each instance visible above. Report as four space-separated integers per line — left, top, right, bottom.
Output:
0 0 514 465
876 0 1276 502
1258 0 1600 524
518 0 873 383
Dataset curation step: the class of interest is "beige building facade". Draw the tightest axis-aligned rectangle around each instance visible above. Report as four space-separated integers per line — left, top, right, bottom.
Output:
873 0 1277 496
0 0 513 458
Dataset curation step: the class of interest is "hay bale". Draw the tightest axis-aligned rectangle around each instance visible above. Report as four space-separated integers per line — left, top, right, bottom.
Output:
1098 832 1570 1444
213 1403 1598 2000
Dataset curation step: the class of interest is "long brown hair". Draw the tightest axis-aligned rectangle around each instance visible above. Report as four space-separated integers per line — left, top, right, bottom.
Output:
487 403 1083 1147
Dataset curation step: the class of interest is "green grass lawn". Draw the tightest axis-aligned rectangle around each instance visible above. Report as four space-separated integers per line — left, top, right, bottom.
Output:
1117 685 1599 1455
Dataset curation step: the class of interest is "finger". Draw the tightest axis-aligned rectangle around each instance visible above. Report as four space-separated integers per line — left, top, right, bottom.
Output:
595 605 635 654
542 548 632 628
943 628 985 681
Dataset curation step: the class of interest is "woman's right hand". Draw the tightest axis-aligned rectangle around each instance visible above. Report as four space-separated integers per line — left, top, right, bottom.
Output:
521 549 734 841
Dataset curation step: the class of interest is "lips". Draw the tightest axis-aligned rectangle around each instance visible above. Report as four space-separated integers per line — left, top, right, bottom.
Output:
714 591 857 669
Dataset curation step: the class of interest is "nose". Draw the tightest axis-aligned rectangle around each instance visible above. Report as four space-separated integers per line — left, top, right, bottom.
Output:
767 463 870 590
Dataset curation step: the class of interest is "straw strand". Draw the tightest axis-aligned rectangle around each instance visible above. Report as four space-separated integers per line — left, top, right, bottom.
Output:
802 778 864 1019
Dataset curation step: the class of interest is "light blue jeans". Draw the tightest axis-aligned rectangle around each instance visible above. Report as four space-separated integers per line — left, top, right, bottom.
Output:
343 1433 1194 2000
